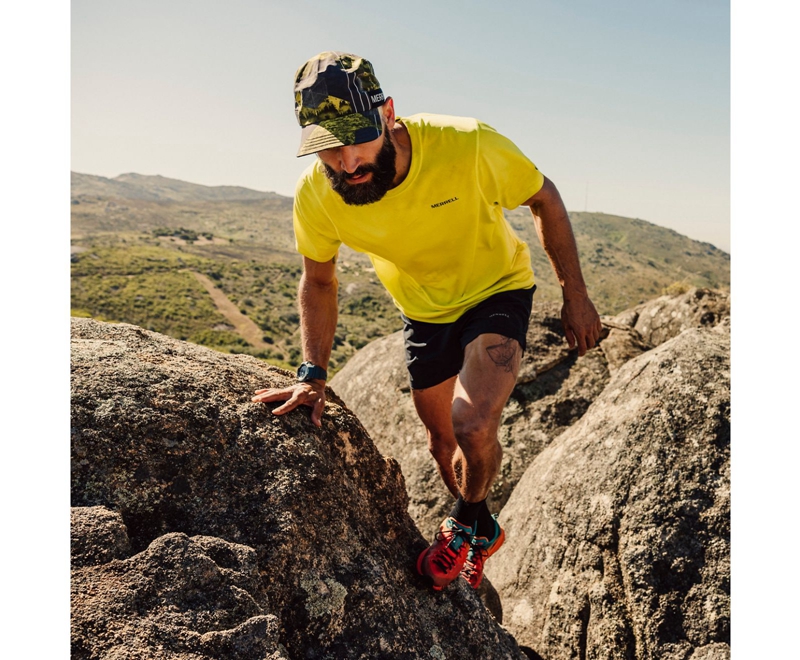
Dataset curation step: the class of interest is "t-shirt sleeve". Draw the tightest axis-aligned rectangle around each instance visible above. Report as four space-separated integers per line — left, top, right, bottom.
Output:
476 121 545 210
293 172 342 263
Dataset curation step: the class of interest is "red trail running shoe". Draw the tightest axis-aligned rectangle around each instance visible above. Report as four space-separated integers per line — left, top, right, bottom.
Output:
416 517 474 591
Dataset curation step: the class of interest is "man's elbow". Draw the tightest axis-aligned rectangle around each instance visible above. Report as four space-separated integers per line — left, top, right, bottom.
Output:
301 271 338 293
301 256 338 288
524 176 564 215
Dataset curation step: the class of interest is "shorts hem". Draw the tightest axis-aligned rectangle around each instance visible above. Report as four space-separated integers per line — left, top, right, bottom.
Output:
408 365 461 391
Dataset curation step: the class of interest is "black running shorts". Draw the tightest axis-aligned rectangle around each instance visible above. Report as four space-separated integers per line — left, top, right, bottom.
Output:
401 285 536 390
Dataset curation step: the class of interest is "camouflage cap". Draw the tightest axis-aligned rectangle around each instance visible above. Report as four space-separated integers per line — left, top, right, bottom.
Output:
294 52 386 157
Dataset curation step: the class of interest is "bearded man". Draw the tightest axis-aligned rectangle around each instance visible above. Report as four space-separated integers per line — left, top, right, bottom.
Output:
253 52 602 592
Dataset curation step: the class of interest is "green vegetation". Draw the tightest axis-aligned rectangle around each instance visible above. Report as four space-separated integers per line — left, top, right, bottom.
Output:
70 241 401 375
69 245 259 342
71 245 207 277
662 280 693 296
187 328 249 348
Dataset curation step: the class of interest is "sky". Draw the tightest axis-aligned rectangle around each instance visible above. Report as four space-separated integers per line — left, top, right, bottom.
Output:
4 1 800 656
71 0 731 251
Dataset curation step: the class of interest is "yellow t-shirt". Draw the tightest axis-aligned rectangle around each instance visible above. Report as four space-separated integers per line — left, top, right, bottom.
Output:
293 113 544 322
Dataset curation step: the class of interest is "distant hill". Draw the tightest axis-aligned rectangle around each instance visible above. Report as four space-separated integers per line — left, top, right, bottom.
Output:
72 172 284 203
70 171 729 372
71 172 295 253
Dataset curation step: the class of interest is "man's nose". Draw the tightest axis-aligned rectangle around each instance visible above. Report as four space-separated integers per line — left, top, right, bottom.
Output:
339 146 361 173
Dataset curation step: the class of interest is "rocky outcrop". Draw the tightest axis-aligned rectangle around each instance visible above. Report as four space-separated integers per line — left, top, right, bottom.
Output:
609 287 730 348
71 505 132 568
331 290 730 541
71 286 731 659
485 327 730 660
71 318 525 660
72 507 287 659
601 288 729 373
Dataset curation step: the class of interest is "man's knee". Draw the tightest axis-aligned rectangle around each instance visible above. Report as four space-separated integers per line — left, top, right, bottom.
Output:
451 403 501 454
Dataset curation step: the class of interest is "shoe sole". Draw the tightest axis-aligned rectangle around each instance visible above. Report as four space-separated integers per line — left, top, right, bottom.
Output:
485 526 505 559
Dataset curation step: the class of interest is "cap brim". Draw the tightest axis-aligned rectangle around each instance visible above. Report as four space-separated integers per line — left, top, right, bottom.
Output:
297 108 383 157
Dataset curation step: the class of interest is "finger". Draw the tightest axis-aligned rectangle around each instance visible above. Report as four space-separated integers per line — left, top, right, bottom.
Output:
564 326 577 349
251 388 292 403
272 395 302 415
586 327 598 349
251 390 274 402
310 397 325 428
576 331 588 356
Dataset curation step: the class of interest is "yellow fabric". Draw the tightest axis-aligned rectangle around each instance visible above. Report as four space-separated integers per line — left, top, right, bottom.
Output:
293 113 544 322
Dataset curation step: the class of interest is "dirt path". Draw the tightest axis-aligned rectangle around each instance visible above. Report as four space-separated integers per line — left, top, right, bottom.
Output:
191 271 271 350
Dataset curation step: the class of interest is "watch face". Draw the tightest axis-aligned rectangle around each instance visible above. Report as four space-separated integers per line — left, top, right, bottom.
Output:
298 362 325 381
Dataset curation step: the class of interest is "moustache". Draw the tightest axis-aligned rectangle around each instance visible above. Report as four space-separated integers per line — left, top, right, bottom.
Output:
338 165 379 183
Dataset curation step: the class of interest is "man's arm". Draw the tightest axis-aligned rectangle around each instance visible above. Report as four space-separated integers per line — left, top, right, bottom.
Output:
524 176 602 355
251 255 338 426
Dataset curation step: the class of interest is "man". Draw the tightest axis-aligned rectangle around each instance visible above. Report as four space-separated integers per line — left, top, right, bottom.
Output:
253 52 602 592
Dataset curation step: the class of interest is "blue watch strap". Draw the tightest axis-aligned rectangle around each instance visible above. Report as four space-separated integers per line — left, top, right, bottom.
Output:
297 361 327 382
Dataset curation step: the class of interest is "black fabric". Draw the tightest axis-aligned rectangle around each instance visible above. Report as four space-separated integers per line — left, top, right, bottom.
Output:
475 501 498 539
402 285 536 390
449 496 484 531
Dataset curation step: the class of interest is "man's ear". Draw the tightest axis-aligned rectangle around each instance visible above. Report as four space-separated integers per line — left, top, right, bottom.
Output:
382 97 395 128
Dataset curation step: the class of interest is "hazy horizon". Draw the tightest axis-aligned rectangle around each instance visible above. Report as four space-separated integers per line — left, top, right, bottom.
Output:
72 168 731 253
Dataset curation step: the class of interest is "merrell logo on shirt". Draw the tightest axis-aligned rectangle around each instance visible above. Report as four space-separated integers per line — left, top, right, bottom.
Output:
370 92 385 104
431 197 459 209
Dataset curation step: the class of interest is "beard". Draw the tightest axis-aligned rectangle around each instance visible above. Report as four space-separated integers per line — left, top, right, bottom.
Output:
323 130 397 206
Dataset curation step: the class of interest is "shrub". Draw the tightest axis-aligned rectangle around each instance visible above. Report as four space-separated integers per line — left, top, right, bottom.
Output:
662 280 692 296
188 329 249 348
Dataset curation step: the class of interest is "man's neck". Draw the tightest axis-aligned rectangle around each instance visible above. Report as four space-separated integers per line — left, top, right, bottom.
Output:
390 120 412 189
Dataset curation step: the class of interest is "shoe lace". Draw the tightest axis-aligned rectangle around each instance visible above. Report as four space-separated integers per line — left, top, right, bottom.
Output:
431 529 463 572
462 545 488 582
461 561 478 581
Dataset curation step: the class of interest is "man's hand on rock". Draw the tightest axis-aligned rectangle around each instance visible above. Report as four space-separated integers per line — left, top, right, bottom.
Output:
252 381 327 427
561 295 602 356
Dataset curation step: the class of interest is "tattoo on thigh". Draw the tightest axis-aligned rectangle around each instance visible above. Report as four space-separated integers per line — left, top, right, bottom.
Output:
486 337 517 373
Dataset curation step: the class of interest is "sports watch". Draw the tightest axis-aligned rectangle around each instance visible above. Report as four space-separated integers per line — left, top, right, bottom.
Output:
297 361 327 383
